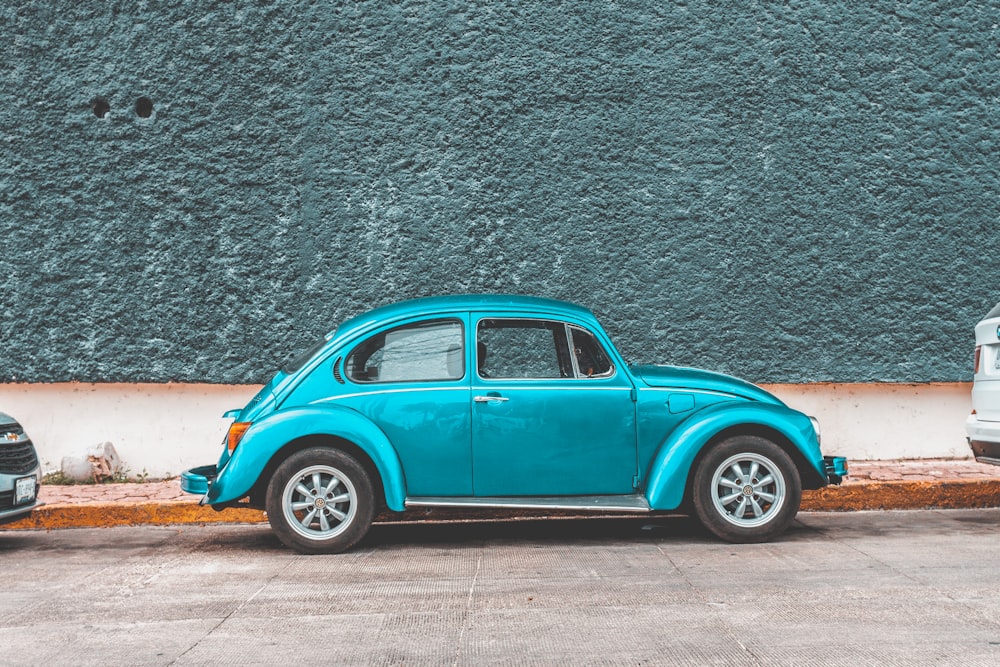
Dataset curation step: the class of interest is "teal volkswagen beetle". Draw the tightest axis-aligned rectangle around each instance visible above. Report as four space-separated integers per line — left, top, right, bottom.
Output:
182 295 847 554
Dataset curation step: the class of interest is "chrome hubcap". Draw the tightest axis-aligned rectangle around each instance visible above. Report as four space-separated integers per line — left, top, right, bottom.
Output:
710 453 786 528
281 465 357 541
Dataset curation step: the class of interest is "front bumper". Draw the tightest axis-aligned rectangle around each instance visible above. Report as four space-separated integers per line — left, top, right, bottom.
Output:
180 464 218 504
823 456 848 485
965 414 1000 465
0 468 43 525
0 499 43 525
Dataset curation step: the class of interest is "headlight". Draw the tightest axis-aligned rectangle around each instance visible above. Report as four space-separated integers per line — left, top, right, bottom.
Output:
808 416 821 447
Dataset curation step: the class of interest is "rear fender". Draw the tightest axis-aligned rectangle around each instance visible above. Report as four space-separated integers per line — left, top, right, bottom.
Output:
644 402 823 510
207 405 406 511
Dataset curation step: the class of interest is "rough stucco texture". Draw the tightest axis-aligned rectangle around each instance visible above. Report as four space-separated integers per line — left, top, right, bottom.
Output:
2 1 998 384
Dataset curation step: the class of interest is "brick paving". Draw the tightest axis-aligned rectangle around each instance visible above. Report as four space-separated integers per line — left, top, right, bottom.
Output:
39 480 191 506
844 458 1000 482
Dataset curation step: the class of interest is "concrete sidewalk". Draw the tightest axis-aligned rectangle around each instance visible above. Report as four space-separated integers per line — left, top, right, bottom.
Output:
3 459 1000 531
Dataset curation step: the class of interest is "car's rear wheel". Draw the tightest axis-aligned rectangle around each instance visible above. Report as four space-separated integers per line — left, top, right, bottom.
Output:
691 435 801 543
265 447 374 554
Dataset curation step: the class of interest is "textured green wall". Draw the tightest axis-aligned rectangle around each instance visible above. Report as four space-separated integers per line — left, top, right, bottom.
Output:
2 1 998 384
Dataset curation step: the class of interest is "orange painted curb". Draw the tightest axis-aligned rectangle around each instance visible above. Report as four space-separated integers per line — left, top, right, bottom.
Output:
800 479 1000 511
2 480 999 531
2 502 267 530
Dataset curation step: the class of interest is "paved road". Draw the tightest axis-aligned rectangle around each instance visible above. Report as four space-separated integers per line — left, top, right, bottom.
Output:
1 511 999 666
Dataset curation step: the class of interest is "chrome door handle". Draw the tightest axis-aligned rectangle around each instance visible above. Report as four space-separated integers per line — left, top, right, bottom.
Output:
474 395 509 403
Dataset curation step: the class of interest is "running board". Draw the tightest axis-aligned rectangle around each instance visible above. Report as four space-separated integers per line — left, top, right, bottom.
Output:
405 494 651 512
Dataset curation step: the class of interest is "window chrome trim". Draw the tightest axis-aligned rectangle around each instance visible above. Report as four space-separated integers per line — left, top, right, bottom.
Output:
566 323 616 380
566 323 582 378
344 318 466 386
474 316 618 382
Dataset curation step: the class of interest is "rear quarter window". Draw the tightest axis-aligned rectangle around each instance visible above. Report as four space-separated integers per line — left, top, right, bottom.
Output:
346 319 464 383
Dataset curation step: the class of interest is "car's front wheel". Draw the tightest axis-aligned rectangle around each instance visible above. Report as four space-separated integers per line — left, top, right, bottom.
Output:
691 435 801 543
265 447 375 554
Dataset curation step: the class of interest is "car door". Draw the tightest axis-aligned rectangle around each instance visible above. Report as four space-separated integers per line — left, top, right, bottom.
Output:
470 316 637 496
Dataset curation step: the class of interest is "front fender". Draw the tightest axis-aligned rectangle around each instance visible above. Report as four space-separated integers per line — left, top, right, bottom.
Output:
207 404 407 511
644 401 823 510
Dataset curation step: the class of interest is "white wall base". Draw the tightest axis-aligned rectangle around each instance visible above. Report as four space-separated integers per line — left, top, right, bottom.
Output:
0 383 259 478
763 382 973 460
0 382 974 479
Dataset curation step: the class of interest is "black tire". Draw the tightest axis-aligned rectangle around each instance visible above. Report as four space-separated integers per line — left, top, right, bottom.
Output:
691 435 801 543
265 447 375 554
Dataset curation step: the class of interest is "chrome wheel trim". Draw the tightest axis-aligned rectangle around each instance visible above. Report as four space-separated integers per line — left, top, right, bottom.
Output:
710 453 786 528
281 464 357 541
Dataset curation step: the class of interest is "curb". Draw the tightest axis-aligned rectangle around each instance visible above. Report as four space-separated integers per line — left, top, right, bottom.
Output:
799 478 1000 512
3 503 267 530
3 479 1000 531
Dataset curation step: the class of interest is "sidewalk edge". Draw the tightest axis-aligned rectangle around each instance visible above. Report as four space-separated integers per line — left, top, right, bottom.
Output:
2 479 999 531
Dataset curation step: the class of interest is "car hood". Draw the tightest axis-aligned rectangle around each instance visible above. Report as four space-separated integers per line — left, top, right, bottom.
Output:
0 411 16 426
630 365 783 405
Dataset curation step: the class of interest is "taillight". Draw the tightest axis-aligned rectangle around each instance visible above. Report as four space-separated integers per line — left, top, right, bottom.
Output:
227 421 252 454
974 346 982 374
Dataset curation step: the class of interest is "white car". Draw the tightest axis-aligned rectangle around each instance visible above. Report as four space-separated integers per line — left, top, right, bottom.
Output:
966 302 1000 465
0 411 42 524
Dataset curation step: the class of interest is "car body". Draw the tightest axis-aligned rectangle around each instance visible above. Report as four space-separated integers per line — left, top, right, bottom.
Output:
0 411 43 525
966 302 1000 465
182 295 847 553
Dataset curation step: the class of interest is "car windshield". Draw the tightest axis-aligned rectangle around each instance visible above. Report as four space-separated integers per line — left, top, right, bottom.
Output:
281 334 332 374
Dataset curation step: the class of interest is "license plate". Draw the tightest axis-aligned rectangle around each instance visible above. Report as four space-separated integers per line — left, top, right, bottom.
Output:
15 476 36 504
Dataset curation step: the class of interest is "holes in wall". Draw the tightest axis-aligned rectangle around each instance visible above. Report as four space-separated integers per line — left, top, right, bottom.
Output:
91 96 110 118
89 95 156 120
135 96 153 118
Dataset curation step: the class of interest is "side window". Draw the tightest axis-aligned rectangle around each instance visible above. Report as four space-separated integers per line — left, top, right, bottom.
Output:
477 319 573 379
570 327 614 378
346 319 464 383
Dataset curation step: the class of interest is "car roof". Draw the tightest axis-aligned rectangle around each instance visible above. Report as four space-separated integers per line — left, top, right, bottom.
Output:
336 294 596 338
